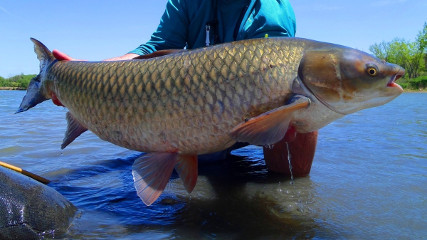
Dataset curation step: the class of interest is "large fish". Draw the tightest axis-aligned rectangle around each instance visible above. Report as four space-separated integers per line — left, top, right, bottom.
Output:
18 37 404 205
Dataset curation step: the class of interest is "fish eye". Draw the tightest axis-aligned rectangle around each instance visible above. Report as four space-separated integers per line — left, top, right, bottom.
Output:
366 66 378 77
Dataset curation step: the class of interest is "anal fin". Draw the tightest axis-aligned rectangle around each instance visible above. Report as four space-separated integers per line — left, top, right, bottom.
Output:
132 153 178 206
61 112 88 149
175 155 198 193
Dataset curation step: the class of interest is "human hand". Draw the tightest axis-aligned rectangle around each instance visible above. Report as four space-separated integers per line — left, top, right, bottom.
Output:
52 49 83 61
52 50 139 61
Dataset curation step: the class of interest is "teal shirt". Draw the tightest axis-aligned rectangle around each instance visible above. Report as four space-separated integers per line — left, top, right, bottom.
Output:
129 0 296 55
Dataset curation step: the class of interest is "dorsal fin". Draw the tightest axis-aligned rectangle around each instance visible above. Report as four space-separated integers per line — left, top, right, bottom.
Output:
134 49 184 59
30 38 55 71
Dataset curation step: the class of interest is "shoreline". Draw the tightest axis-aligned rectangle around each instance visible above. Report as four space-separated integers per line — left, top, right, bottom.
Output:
402 89 427 93
0 87 26 90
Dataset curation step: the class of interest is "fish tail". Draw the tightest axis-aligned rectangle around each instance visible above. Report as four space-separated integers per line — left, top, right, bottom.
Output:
16 38 55 113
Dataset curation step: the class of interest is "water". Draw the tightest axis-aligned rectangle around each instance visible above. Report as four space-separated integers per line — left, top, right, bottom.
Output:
1 90 426 239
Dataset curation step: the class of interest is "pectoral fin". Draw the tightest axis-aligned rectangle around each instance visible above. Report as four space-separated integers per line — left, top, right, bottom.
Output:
230 96 310 146
175 155 198 193
61 112 88 149
132 153 177 206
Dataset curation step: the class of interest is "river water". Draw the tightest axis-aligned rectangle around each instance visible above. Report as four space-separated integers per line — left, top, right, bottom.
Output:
0 90 426 239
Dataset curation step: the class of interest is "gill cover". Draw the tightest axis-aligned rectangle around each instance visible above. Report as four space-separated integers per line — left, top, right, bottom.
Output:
17 38 55 113
298 47 404 115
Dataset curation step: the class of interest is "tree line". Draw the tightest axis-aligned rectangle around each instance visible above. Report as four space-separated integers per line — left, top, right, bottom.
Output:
0 74 36 89
369 22 426 90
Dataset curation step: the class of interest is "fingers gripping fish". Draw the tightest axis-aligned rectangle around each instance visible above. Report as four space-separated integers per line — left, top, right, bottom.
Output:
18 37 404 206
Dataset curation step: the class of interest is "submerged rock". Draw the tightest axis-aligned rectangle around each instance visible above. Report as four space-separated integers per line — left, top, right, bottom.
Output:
0 167 76 239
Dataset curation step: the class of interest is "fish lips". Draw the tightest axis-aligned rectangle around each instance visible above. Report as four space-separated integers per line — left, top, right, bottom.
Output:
387 68 405 92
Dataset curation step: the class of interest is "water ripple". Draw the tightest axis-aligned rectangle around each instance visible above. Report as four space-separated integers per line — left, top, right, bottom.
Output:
0 91 426 239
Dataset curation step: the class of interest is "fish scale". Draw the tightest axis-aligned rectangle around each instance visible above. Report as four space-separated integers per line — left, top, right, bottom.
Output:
46 38 297 153
19 37 404 205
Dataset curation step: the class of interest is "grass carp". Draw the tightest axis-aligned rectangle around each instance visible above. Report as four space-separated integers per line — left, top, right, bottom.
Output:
18 37 404 205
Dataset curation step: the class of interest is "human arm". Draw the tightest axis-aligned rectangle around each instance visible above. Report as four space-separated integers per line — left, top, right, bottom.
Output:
52 49 140 61
128 0 189 55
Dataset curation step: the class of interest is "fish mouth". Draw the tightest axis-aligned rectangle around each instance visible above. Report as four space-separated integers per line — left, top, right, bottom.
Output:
387 70 404 91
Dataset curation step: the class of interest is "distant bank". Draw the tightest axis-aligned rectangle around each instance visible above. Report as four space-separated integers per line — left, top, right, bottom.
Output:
0 74 36 90
0 87 26 90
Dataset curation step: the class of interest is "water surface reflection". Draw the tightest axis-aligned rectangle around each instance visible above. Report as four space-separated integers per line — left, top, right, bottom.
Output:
1 91 426 239
51 148 339 239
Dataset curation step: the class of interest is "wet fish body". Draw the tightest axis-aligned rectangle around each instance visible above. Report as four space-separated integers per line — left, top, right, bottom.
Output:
19 37 404 205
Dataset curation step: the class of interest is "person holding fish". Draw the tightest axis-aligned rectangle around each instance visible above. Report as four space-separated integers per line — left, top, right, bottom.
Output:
22 0 404 206
53 0 318 178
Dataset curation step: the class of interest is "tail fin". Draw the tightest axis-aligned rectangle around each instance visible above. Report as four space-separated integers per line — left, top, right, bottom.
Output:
16 38 55 113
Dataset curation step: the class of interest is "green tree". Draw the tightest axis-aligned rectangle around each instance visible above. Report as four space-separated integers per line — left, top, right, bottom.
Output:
369 22 426 78
0 74 36 88
0 76 6 87
369 41 391 61
418 22 427 70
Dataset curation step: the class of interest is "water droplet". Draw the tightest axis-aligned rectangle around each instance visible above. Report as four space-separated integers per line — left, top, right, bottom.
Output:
286 142 294 184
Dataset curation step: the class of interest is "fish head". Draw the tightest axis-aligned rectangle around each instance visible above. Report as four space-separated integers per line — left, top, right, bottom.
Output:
298 46 404 115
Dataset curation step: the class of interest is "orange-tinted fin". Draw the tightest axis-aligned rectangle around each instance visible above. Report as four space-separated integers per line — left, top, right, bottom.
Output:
61 112 88 149
175 154 198 193
132 153 178 206
230 96 310 146
134 49 185 59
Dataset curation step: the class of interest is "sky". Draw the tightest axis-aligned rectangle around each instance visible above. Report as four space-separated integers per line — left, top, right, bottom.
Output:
0 0 426 77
